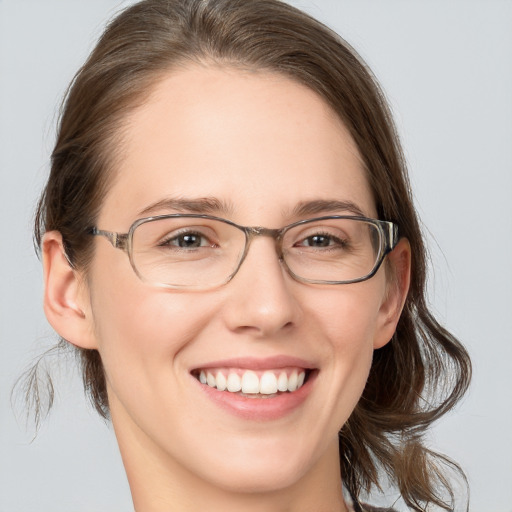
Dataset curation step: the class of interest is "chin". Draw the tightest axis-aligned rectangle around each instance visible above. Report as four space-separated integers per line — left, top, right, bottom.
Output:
207 459 311 495
189 434 326 496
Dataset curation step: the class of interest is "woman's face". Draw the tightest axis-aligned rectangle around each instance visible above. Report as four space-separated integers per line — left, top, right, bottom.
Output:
79 66 403 497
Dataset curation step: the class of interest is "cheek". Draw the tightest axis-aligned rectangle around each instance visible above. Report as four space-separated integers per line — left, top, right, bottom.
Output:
306 281 385 351
86 257 216 401
87 243 206 349
303 283 385 414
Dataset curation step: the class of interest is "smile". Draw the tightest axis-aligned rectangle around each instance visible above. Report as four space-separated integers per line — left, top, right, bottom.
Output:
190 357 317 420
195 368 308 396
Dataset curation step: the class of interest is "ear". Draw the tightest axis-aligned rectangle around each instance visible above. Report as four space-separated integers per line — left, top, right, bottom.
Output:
42 231 98 350
373 238 411 349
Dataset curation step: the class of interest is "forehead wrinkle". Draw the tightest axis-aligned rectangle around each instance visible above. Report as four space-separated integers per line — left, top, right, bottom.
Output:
137 196 235 217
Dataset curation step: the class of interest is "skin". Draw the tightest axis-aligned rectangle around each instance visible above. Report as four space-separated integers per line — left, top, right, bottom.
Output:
42 65 410 512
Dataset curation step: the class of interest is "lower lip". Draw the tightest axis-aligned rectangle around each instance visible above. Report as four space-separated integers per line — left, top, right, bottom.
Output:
193 371 317 421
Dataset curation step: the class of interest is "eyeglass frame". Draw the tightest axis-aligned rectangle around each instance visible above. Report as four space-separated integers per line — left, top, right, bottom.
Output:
90 214 399 289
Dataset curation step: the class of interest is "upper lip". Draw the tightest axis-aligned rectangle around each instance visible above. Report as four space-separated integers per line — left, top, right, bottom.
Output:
190 355 316 372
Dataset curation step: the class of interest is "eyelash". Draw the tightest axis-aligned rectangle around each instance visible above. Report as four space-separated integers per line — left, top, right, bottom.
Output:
158 230 214 248
295 231 349 249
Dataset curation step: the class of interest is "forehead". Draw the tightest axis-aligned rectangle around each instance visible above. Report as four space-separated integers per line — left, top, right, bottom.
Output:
100 65 375 227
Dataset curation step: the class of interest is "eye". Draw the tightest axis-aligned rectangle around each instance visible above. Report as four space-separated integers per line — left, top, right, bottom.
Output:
159 230 215 249
301 233 340 247
296 231 348 249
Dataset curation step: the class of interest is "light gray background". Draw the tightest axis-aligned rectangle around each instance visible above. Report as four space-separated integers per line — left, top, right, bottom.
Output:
1 1 511 511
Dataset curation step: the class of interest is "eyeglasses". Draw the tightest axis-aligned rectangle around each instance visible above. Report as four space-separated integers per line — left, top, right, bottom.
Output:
91 214 398 290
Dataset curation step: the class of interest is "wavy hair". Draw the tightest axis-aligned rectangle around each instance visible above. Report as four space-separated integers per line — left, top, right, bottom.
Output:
32 0 471 509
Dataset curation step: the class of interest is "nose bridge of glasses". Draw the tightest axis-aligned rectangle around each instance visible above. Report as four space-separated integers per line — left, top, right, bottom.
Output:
244 226 284 255
228 225 285 286
246 226 281 238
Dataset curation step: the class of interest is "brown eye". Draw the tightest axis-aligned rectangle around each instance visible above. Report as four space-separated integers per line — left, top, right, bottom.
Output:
303 234 334 247
160 230 212 249
297 233 347 249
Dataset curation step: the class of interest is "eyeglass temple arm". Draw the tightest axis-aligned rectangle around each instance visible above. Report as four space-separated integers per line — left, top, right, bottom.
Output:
91 228 129 251
386 222 399 250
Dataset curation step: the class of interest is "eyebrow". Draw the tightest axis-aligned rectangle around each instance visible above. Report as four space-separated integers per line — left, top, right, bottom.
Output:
138 197 366 220
290 199 367 218
138 196 234 217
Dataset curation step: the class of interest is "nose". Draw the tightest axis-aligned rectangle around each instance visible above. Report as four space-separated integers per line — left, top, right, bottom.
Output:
221 237 301 338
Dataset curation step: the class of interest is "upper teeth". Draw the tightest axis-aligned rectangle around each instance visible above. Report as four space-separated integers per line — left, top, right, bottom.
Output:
198 369 306 394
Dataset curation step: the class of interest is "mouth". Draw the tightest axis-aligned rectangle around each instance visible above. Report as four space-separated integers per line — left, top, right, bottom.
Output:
192 367 311 398
189 356 317 420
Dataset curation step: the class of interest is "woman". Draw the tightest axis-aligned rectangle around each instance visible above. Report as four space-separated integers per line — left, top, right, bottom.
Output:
33 0 471 510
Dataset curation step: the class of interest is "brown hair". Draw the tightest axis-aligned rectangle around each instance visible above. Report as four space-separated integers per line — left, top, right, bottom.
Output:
33 0 471 509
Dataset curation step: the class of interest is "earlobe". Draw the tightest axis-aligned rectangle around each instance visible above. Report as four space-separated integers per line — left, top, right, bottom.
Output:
42 231 98 350
373 238 411 349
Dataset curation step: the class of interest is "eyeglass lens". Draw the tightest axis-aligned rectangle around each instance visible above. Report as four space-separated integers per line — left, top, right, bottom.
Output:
130 216 383 288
